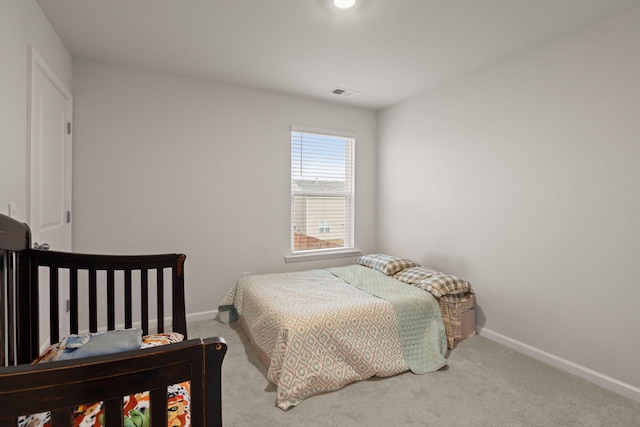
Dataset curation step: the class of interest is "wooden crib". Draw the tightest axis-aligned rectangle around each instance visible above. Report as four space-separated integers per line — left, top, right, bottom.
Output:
0 213 226 426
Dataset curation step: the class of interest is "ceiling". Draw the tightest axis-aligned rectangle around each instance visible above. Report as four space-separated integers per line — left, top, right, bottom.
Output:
36 0 640 110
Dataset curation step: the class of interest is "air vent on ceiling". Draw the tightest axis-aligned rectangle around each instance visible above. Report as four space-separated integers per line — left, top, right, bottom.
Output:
331 87 359 97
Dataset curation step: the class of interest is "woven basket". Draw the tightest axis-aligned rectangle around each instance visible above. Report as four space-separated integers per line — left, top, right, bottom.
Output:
439 292 476 349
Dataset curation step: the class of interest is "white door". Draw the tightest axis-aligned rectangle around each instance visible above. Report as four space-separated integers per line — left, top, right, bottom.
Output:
28 46 73 343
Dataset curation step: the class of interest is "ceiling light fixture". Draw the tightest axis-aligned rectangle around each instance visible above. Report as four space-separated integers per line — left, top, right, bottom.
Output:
334 0 356 9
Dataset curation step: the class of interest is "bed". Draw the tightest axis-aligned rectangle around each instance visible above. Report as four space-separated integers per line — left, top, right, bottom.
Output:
218 253 475 410
0 213 227 427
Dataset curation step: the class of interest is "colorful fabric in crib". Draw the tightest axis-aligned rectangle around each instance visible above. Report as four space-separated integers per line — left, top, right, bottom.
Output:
19 332 190 427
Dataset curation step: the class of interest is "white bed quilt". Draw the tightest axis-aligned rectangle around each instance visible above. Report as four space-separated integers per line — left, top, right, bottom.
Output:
219 268 446 410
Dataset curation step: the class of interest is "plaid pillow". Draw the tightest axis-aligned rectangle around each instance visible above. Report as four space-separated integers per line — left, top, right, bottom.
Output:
393 266 439 284
413 274 471 298
356 254 418 275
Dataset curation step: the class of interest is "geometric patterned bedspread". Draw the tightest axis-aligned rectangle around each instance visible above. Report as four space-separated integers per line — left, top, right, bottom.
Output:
218 266 447 410
328 265 447 374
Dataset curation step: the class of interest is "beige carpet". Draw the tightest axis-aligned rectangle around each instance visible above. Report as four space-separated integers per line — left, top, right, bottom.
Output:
189 318 640 427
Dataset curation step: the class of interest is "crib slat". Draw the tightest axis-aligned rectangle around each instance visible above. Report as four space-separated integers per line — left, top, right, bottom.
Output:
18 250 35 365
103 398 124 427
0 252 17 367
7 254 15 367
157 267 164 333
141 269 149 335
70 267 79 334
49 267 60 344
172 255 187 339
107 269 115 331
89 269 98 333
0 252 7 367
124 269 132 329
150 387 168 426
50 408 73 426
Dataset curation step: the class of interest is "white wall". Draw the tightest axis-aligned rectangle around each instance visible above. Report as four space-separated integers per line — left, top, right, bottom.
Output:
377 6 640 399
0 0 72 222
71 59 378 320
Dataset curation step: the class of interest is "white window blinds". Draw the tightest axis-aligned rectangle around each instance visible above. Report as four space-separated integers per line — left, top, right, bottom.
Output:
291 127 355 253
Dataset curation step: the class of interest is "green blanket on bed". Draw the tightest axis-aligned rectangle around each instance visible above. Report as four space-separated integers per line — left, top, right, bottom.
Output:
327 264 447 374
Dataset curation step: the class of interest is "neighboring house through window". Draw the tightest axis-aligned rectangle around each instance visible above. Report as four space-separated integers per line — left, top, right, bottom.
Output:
291 126 355 253
318 221 331 233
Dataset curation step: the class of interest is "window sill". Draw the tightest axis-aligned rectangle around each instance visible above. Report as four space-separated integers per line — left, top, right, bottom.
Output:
284 248 362 263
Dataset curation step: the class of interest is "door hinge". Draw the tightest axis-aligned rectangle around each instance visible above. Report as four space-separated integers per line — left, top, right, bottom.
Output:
66 210 71 224
67 122 72 135
65 299 71 313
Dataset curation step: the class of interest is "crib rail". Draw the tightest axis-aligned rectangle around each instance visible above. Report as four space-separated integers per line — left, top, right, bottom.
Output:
0 336 227 427
25 250 187 364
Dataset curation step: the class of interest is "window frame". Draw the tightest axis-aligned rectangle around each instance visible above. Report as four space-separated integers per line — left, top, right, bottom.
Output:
287 125 359 262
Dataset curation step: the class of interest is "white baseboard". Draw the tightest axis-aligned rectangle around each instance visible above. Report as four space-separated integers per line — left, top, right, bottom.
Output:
478 327 640 403
186 309 218 323
40 337 52 355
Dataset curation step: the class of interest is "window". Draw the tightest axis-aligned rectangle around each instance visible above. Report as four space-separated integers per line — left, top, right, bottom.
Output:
318 221 331 233
291 127 355 254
